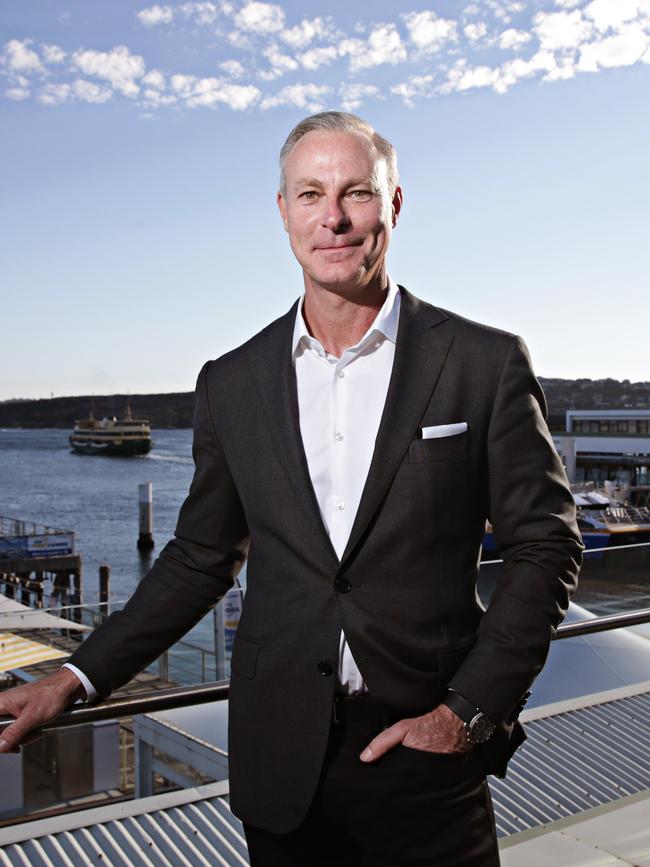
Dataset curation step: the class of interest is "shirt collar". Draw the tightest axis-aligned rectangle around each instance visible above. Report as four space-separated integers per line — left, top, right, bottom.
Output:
291 277 401 359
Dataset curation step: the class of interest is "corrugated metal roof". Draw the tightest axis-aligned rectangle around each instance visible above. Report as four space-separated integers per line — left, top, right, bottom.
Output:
0 782 249 866
2 688 649 864
490 689 650 837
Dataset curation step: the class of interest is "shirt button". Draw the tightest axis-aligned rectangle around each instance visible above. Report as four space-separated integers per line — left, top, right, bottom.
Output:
335 577 352 593
336 500 346 510
317 661 333 676
336 369 345 379
335 432 344 442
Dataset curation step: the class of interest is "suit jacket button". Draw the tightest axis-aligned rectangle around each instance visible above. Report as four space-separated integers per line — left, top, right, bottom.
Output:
335 577 352 593
317 661 333 676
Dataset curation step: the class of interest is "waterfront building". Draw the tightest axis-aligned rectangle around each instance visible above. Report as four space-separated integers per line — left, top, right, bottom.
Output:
553 409 650 488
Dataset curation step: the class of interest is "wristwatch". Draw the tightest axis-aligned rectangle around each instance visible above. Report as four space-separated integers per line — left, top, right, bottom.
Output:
442 691 496 744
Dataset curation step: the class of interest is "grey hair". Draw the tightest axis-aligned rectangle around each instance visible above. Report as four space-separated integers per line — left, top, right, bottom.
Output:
279 111 399 196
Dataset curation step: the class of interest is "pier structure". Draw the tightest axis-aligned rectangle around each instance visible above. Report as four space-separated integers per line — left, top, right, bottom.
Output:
0 517 82 622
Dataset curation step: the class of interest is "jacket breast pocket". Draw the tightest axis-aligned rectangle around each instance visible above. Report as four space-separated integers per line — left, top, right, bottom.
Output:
231 634 262 680
408 430 470 463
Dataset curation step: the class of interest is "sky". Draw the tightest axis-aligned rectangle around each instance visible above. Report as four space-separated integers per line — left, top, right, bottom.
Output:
2 0 649 400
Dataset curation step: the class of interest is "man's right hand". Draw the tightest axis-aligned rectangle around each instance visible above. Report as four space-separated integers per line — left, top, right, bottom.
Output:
0 668 86 753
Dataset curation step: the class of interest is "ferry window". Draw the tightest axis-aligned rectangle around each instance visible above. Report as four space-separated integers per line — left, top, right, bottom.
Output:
590 421 600 433
617 421 628 433
638 420 649 434
599 421 610 432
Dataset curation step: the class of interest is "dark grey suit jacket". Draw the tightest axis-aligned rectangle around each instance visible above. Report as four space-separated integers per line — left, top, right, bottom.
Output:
69 287 582 833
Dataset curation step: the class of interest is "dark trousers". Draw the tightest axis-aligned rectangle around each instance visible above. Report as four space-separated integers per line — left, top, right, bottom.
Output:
244 695 500 867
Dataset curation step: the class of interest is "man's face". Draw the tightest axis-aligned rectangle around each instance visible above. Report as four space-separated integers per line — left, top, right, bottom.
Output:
277 130 402 295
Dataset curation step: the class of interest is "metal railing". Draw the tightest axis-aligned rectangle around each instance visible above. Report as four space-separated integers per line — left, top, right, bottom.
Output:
2 607 650 736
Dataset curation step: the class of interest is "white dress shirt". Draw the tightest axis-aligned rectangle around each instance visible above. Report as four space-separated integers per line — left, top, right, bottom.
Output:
65 278 401 702
292 278 401 693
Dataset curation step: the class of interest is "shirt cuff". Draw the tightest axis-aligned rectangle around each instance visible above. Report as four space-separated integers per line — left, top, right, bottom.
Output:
61 663 98 703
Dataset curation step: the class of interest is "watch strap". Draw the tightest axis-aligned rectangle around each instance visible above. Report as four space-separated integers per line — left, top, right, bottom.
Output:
442 690 483 725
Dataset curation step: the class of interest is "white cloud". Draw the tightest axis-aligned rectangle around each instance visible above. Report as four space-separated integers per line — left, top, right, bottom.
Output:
72 78 113 103
215 83 260 109
554 0 582 8
403 11 458 53
464 22 488 43
170 73 196 95
280 17 331 49
485 1 526 24
391 74 433 107
136 5 174 26
170 72 259 109
499 28 533 50
71 46 145 98
438 59 500 94
494 49 557 91
4 86 30 100
220 59 245 78
340 24 407 72
3 39 43 73
260 82 331 110
578 25 649 70
584 0 650 33
533 10 594 51
142 69 166 88
235 1 284 33
299 45 338 71
38 82 71 105
259 43 298 79
544 57 578 80
142 89 177 106
338 83 381 111
41 44 66 64
227 30 252 49
179 2 221 26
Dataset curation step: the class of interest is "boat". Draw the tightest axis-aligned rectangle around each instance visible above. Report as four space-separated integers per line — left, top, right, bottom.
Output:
482 480 650 560
69 402 153 456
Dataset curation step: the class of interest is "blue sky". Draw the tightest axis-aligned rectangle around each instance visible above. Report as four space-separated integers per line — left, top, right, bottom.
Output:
2 0 649 400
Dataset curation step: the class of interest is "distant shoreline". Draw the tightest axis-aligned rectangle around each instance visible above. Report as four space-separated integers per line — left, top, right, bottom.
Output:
1 378 649 431
0 392 195 430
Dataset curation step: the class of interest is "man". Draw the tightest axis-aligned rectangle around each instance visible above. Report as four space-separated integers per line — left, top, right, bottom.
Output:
0 112 582 865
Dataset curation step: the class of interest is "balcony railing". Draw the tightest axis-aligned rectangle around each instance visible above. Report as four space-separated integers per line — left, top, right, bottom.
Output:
2 606 650 735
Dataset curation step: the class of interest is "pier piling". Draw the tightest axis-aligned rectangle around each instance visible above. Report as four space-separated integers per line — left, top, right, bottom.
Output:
99 564 110 620
137 482 155 551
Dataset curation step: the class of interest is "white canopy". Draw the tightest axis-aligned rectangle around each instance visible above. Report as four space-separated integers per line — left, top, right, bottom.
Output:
0 594 90 632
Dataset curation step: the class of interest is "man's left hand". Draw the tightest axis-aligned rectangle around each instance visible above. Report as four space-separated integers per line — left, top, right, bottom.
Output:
359 702 470 762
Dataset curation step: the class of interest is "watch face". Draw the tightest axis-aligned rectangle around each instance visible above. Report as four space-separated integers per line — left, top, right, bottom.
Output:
468 714 495 744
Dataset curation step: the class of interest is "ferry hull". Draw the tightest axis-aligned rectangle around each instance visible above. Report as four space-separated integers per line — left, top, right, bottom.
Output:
69 439 152 456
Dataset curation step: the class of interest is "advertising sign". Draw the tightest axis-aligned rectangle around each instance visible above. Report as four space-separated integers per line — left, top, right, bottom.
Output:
0 533 75 560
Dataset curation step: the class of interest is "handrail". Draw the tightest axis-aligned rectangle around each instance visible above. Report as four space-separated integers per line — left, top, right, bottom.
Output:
2 608 650 735
1 682 229 734
553 606 650 639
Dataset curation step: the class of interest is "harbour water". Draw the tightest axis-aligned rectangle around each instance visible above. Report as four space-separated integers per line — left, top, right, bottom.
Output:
0 427 230 681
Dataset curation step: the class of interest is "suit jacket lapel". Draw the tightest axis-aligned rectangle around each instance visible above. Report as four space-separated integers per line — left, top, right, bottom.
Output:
246 302 340 570
337 287 453 571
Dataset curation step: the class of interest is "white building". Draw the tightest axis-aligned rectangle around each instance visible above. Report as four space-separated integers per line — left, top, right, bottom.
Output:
553 409 650 488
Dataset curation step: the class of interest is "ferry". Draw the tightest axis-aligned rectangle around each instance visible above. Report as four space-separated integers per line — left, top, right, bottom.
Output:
482 481 650 559
69 402 153 456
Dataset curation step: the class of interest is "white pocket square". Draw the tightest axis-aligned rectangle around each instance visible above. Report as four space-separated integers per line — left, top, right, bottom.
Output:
421 422 468 440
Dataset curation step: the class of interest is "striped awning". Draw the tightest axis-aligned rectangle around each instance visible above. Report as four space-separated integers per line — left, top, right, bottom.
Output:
0 632 68 672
